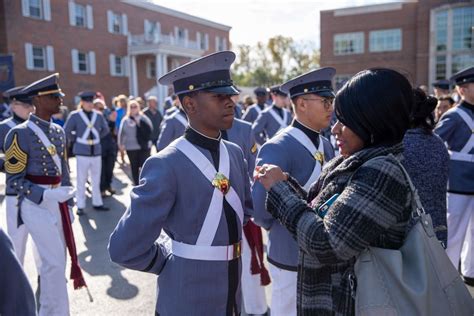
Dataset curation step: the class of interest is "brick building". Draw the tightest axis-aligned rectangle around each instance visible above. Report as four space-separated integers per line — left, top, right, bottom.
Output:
0 0 231 107
320 0 473 90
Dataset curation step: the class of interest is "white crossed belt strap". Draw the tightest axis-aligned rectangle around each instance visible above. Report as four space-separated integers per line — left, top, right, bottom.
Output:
76 110 100 145
27 121 62 174
268 107 289 130
449 108 474 162
170 111 187 128
170 137 244 261
285 126 325 190
6 120 16 129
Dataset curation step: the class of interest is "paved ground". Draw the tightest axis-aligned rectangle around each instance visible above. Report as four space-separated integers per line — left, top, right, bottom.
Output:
0 157 472 315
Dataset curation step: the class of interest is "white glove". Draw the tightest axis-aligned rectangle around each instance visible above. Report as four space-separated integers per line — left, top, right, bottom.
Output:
43 186 76 203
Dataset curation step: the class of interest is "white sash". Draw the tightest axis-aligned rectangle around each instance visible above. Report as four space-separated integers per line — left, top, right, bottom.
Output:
285 126 325 190
268 107 289 130
6 120 16 129
170 111 187 128
449 108 474 162
27 121 62 174
172 137 244 246
76 110 100 145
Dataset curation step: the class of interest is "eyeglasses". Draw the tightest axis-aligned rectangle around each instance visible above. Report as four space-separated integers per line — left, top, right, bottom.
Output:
302 97 334 110
130 105 138 109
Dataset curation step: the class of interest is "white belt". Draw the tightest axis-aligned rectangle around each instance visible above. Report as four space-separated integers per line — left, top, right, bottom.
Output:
449 150 474 162
171 240 241 261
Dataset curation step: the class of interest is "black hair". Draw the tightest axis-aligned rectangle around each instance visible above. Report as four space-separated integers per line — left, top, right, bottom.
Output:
438 95 455 105
411 88 438 131
334 68 412 147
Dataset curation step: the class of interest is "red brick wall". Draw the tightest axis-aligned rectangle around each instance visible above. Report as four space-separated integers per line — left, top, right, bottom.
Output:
0 0 8 55
3 0 229 108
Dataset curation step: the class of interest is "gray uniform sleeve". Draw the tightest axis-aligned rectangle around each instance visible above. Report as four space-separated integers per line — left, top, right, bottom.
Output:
251 143 289 230
156 119 175 151
252 112 267 145
4 129 44 204
108 155 175 275
63 114 77 144
242 107 255 123
434 111 458 144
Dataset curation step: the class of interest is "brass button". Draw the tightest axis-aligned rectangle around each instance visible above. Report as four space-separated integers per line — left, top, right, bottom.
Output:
43 168 47 172
27 190 31 195
41 146 45 150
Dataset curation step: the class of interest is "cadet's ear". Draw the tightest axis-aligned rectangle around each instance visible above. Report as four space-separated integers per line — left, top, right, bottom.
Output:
181 95 197 115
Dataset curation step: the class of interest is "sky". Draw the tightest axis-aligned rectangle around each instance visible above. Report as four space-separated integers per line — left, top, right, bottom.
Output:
152 0 408 48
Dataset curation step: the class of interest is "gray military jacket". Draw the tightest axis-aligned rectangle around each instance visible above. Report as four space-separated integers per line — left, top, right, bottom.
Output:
0 114 24 174
225 118 257 179
64 109 109 156
156 110 187 151
252 105 292 145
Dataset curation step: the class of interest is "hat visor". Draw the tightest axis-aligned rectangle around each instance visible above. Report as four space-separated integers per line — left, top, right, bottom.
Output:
205 85 240 96
314 90 335 98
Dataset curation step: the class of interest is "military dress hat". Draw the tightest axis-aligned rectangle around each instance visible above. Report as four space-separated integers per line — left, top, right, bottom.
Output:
158 51 239 96
78 91 96 102
432 79 451 90
281 67 336 99
21 73 65 98
450 66 474 86
2 86 32 104
269 84 287 97
254 87 267 96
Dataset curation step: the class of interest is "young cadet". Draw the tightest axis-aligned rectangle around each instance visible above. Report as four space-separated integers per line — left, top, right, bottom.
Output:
109 51 253 315
64 91 110 215
0 86 35 264
242 87 268 123
251 68 336 316
252 85 292 145
156 105 187 151
435 66 474 286
4 73 85 316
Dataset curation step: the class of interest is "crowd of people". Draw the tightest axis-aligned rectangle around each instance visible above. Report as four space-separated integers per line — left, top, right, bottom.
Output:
0 50 473 316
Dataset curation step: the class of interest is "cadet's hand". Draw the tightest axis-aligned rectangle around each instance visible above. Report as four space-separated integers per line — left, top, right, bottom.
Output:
254 164 288 191
43 186 76 203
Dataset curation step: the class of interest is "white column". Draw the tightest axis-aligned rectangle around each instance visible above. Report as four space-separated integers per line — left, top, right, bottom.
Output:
156 53 168 104
129 55 138 97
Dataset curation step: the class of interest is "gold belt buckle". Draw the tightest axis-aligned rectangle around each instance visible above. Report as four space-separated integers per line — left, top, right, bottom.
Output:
88 139 93 145
232 241 241 259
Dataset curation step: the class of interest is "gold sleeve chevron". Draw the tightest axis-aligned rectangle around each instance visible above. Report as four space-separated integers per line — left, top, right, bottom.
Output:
5 133 27 174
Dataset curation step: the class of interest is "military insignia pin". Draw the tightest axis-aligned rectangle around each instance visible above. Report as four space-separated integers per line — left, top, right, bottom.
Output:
47 144 57 156
314 152 324 165
212 173 230 195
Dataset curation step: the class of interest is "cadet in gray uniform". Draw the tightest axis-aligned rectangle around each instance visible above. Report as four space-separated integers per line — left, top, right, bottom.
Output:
252 85 292 145
435 66 474 286
252 68 336 316
242 87 268 123
64 91 109 215
4 73 84 316
109 51 253 315
0 86 35 265
156 107 188 151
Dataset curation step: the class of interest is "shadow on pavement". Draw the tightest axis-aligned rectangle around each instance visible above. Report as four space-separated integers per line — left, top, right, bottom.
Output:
76 193 139 300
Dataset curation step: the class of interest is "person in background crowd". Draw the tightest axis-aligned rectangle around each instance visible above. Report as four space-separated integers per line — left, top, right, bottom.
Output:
135 97 146 110
115 94 128 164
143 96 163 152
252 68 336 316
118 99 153 185
242 95 254 112
0 228 36 316
418 84 429 95
252 85 292 146
231 93 243 119
435 66 474 286
64 91 110 215
403 88 449 246
51 105 68 127
242 87 268 123
0 93 11 121
255 68 414 315
435 95 455 122
157 100 187 151
93 98 117 197
432 79 451 98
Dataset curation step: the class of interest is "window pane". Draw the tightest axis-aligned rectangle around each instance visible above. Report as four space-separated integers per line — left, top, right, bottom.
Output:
369 29 401 52
435 10 448 52
436 55 446 80
452 7 474 51
452 54 474 74
334 32 364 55
115 57 122 75
29 0 42 18
75 4 86 27
78 52 88 72
32 46 45 69
113 14 121 33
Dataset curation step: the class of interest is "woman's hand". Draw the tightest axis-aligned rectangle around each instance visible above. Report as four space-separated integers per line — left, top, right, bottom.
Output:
254 164 288 191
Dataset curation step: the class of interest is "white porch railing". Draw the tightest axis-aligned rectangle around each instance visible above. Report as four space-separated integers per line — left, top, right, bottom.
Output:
129 33 201 50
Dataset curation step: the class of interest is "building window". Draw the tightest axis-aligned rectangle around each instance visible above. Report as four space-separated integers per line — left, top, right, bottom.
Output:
432 5 473 82
78 52 88 73
215 36 227 51
146 59 156 79
197 32 209 50
334 32 364 55
109 54 128 77
115 56 123 75
369 29 402 52
75 3 85 27
69 2 93 29
72 49 95 75
22 0 51 21
334 75 351 90
25 43 55 71
107 10 127 35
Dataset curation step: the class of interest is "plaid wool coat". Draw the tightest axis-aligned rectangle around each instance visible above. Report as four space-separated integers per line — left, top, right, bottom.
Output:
266 143 412 315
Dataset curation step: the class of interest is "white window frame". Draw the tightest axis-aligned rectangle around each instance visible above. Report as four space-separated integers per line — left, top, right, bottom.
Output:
68 1 93 29
72 49 95 75
333 32 364 55
77 51 89 73
25 43 54 71
146 59 156 79
22 0 51 21
109 54 129 77
369 28 402 52
107 10 128 35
